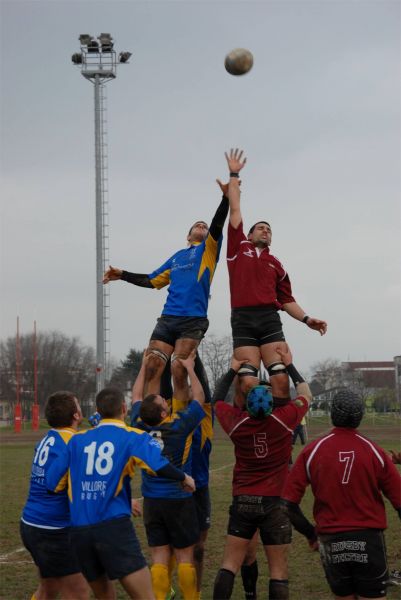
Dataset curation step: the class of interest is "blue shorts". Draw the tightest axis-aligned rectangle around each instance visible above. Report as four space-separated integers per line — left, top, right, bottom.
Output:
20 520 81 578
70 516 146 582
151 316 209 347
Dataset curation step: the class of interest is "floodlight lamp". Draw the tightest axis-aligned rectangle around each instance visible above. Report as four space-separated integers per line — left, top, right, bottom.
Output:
119 51 132 63
71 53 83 65
98 33 113 43
87 39 100 53
79 34 93 46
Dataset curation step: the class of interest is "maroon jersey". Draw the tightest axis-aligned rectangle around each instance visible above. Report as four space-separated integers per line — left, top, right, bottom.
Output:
227 221 295 309
282 427 401 534
215 396 308 496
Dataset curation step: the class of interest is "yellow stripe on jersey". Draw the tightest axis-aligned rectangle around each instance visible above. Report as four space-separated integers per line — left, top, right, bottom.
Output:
114 457 137 496
200 404 213 450
172 397 187 412
181 432 194 467
150 269 171 289
197 235 219 283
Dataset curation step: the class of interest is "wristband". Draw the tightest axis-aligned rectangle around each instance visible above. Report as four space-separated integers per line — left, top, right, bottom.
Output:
230 172 239 178
286 363 305 386
302 315 309 324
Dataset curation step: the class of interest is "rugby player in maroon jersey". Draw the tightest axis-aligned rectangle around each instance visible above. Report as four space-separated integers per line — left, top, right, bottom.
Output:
220 148 326 403
211 343 311 600
281 389 401 600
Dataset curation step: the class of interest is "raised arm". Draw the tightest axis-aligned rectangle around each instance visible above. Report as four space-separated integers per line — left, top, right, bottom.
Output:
276 344 312 404
103 265 154 288
132 351 147 404
178 350 205 407
224 148 247 229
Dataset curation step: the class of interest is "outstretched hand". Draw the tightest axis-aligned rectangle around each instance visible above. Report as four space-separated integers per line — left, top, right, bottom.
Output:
216 178 241 197
103 265 123 284
224 148 247 174
306 318 327 336
177 349 197 372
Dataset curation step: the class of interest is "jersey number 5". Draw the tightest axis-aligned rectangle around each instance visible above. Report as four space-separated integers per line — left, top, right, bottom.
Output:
84 441 115 475
253 433 268 458
339 451 355 484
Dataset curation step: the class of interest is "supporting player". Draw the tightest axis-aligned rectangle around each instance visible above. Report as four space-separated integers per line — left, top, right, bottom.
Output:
103 189 229 402
20 391 89 600
212 344 312 600
222 148 327 401
131 352 206 600
282 389 401 600
46 386 194 600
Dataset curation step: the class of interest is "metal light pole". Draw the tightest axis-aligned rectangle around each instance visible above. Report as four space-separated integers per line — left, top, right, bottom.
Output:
72 34 131 393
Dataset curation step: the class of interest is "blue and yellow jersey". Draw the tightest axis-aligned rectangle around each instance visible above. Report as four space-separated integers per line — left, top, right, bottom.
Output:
46 419 170 527
148 235 222 317
22 428 75 528
131 401 205 498
173 399 213 489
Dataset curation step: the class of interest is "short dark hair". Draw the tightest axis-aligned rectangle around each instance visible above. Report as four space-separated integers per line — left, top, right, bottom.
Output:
45 391 77 428
248 221 271 236
96 387 125 418
140 394 164 426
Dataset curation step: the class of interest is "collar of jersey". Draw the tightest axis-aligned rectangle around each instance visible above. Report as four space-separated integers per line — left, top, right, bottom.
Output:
189 241 202 247
51 426 76 434
97 418 126 428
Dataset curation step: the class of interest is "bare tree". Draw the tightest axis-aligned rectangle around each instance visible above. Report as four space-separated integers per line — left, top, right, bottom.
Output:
198 334 232 392
0 330 96 417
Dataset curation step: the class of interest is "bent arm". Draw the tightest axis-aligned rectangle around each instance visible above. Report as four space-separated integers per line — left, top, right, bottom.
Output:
282 301 327 336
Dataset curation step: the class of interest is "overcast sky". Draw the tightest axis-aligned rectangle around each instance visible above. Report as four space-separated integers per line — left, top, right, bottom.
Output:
1 0 400 373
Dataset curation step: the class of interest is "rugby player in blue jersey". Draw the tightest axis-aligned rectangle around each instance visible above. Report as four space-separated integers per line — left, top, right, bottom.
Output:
47 387 195 600
131 351 206 600
20 391 89 600
103 190 229 403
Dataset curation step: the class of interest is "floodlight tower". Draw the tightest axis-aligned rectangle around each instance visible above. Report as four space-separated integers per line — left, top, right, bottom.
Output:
72 34 132 393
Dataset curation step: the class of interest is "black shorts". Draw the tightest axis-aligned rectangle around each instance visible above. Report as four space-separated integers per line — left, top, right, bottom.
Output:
193 486 211 532
318 529 389 598
231 307 285 349
150 316 209 347
143 497 200 548
20 520 81 579
70 516 146 582
227 496 291 545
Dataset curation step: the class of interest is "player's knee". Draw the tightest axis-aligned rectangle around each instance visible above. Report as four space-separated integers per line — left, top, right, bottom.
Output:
145 349 168 379
171 357 187 384
213 568 235 600
269 578 289 600
267 362 287 378
193 542 204 564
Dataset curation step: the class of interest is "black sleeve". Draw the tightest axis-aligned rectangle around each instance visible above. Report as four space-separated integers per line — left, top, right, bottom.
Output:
156 463 185 482
208 195 229 241
121 270 154 288
212 368 237 405
281 499 317 541
194 354 212 404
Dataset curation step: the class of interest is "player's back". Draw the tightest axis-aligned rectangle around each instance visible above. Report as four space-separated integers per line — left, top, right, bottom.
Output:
303 427 399 533
22 428 74 528
67 419 166 526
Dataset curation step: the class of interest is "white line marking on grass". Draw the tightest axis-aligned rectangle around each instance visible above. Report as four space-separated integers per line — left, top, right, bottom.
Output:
0 462 236 564
0 547 26 561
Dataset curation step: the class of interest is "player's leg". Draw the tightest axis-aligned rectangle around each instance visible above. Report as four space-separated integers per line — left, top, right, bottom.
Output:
172 316 209 404
234 345 262 396
241 532 259 600
171 338 200 404
58 573 90 599
259 497 292 600
213 536 251 599
120 566 156 600
149 545 172 600
194 530 208 597
145 339 174 396
173 546 197 600
260 341 290 400
87 575 116 600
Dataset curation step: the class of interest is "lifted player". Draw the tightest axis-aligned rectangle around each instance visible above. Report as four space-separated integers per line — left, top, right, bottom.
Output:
223 148 326 401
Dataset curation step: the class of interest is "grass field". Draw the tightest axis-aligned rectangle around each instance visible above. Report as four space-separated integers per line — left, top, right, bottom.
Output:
0 414 400 600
